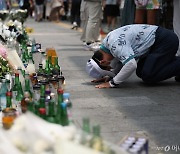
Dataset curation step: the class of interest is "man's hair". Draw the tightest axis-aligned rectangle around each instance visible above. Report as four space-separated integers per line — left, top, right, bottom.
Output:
92 50 108 70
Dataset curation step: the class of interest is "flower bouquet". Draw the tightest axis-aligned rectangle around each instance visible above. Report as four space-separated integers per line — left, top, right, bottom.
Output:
0 56 11 79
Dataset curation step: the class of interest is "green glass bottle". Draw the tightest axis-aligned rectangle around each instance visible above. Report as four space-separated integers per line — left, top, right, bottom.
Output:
34 101 40 116
48 56 53 71
40 84 45 97
12 73 20 95
16 81 23 102
25 49 29 63
61 102 69 126
6 91 12 108
39 108 46 120
44 59 51 75
82 118 91 133
55 88 64 124
24 79 33 98
53 57 60 75
46 99 56 123
90 125 104 152
27 101 35 113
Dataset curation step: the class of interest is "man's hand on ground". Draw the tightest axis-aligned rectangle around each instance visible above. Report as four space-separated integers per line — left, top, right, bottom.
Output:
95 82 111 88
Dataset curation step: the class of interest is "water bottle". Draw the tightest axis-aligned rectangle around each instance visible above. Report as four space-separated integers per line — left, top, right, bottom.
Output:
63 93 73 124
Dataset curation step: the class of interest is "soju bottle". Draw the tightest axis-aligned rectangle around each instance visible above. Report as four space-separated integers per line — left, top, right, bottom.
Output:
82 118 91 133
61 102 69 126
16 81 23 102
46 99 56 123
55 88 64 124
44 59 51 75
48 56 53 71
26 52 35 74
40 84 45 97
53 57 60 75
6 91 12 108
39 108 46 120
0 79 8 110
24 79 33 98
27 100 35 113
12 73 19 99
39 84 45 108
90 125 104 152
80 118 91 146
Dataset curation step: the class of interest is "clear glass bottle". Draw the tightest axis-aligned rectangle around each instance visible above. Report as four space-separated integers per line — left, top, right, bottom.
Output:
0 78 8 110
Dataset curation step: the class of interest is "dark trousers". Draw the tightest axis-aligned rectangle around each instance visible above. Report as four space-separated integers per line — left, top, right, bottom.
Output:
136 27 180 83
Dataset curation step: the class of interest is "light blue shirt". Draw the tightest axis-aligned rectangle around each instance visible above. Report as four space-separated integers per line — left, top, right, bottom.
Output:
101 24 158 65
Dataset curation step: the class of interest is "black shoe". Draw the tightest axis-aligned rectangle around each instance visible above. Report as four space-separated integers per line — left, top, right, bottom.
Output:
71 25 78 30
175 76 180 82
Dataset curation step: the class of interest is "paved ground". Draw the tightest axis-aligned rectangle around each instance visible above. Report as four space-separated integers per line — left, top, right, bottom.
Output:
26 18 180 154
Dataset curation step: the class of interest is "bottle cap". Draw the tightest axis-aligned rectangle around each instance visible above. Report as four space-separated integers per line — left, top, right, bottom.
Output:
6 91 12 97
63 93 70 99
15 73 19 77
39 108 46 115
57 88 63 94
61 102 67 109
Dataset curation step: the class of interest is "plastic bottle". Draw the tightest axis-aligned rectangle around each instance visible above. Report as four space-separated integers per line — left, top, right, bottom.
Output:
63 93 73 124
0 79 8 110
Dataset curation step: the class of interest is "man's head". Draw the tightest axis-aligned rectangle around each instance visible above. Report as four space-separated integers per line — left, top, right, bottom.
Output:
86 49 115 79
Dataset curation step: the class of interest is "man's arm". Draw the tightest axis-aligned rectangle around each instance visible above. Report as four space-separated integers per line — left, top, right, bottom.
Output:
95 58 137 88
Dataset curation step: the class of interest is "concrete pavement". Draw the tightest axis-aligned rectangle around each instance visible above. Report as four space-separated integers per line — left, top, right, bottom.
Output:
26 18 180 154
